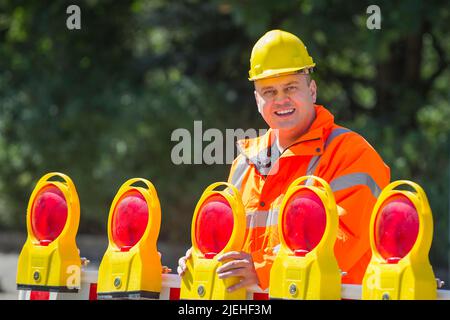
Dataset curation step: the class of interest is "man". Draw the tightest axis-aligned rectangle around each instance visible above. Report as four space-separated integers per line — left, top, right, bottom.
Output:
178 29 390 292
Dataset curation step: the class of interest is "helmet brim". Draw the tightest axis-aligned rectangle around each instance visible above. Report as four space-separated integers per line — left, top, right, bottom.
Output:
248 65 316 81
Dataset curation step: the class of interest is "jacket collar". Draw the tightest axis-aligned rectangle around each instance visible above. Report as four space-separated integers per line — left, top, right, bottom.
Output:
236 105 335 175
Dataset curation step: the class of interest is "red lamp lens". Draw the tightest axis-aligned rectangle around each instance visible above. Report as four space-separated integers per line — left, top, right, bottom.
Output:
31 185 68 244
112 190 149 250
195 194 234 255
282 189 326 254
375 194 419 262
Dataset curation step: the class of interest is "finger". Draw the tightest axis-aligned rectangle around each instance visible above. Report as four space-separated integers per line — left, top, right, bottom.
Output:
178 256 187 270
158 251 161 258
216 260 249 273
162 266 172 274
217 251 245 262
227 278 254 293
177 266 185 276
217 268 247 279
80 257 90 266
186 247 192 259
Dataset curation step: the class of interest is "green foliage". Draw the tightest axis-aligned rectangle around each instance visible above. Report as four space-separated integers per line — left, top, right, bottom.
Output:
0 1 449 270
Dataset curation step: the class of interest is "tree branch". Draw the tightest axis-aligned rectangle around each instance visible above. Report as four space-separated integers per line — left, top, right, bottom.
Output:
423 30 448 94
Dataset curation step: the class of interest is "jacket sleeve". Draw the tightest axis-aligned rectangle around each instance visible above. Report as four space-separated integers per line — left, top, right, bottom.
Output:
231 133 390 288
319 133 390 283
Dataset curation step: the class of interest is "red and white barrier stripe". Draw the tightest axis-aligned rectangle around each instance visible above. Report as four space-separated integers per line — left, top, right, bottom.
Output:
18 269 450 300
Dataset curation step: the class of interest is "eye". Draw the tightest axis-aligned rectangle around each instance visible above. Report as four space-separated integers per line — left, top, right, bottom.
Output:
262 90 276 98
286 86 298 93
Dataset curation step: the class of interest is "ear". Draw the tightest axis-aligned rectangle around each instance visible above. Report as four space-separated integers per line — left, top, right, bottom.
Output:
309 80 317 103
254 90 264 114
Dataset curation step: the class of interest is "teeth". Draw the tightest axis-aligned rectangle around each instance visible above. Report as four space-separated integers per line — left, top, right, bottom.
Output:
275 109 294 115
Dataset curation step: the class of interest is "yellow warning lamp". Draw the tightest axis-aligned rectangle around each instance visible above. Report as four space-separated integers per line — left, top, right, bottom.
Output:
269 175 341 300
362 180 436 300
97 178 162 299
180 182 247 300
16 172 81 292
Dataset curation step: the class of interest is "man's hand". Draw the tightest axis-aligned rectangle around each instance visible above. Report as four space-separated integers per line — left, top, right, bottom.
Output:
157 251 172 274
216 251 258 292
177 247 192 276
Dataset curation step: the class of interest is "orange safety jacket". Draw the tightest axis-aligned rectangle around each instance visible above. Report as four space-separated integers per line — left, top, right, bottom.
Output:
227 105 390 290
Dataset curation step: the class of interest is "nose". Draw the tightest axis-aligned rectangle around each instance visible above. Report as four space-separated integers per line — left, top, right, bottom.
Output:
273 92 290 105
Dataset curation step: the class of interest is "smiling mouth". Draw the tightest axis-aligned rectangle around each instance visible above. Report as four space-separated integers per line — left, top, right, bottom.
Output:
274 108 295 116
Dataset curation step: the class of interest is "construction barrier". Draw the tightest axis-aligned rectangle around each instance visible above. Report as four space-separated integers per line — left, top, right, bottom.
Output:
269 176 341 300
180 182 247 300
97 178 162 299
16 172 81 293
362 180 436 300
16 173 450 300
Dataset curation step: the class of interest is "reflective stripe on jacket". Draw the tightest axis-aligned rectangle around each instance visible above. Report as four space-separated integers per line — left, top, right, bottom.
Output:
227 105 390 290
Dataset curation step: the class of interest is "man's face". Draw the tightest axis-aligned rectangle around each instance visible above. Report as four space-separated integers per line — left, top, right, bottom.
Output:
254 73 317 135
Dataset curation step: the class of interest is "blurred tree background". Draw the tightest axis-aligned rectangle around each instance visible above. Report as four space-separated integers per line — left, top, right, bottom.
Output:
0 0 449 272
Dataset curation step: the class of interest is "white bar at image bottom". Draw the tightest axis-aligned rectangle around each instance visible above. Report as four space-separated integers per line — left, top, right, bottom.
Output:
17 270 450 300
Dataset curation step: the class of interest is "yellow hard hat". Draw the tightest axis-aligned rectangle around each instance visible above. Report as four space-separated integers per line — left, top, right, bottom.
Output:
248 29 315 81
